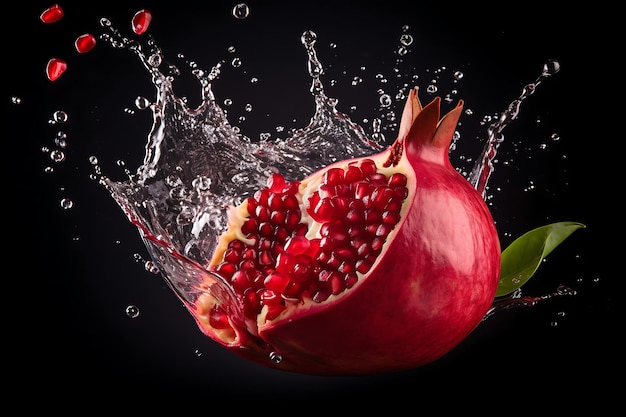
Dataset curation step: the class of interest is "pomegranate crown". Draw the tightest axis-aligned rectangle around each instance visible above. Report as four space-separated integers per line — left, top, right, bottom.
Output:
385 87 464 167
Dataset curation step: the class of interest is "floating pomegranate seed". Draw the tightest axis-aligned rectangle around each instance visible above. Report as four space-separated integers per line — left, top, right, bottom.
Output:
74 34 96 53
131 9 152 35
46 58 67 81
40 4 64 23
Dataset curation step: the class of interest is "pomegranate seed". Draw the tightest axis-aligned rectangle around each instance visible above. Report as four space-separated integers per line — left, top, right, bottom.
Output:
231 270 251 292
312 290 330 303
274 227 289 242
265 304 286 321
312 197 336 222
46 58 66 81
223 248 241 263
280 194 299 210
260 289 284 306
368 173 387 184
258 222 274 237
382 211 401 225
131 9 152 35
354 182 373 200
243 289 261 317
360 159 377 175
267 193 282 211
323 168 344 186
215 262 237 278
284 236 310 255
285 210 301 228
388 173 408 188
328 273 345 295
208 307 231 329
345 272 359 288
264 272 290 293
254 205 270 222
344 165 364 182
74 34 96 53
258 250 274 266
281 181 300 195
241 217 258 235
267 173 286 193
40 4 64 23
356 259 373 274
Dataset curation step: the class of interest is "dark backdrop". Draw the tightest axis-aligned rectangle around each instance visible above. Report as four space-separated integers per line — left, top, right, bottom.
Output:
6 0 618 409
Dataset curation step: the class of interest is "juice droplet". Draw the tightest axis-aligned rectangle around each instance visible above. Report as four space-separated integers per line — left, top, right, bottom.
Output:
132 9 152 35
40 4 64 23
75 34 97 53
46 58 67 81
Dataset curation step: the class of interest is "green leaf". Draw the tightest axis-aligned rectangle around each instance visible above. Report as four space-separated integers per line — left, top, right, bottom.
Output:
495 221 586 297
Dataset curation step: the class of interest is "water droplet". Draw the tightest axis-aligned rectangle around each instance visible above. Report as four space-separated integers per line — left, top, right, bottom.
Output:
52 110 68 124
135 96 151 110
11 96 21 105
244 103 253 112
125 305 140 318
60 198 73 210
269 351 283 364
50 149 65 162
232 3 250 19
301 30 317 46
144 261 160 274
399 34 413 48
379 94 392 107
194 349 203 357
231 57 242 68
454 70 464 80
542 59 560 76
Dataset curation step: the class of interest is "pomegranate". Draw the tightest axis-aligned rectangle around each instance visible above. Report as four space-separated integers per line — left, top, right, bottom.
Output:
191 88 501 375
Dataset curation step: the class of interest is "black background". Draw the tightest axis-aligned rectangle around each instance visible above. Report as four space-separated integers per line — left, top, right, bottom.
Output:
6 0 619 409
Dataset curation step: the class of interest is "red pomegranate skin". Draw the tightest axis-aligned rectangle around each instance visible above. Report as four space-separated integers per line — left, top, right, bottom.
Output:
194 88 501 375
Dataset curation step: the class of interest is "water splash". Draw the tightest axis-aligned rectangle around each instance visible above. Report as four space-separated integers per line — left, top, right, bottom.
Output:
483 284 576 321
95 21 385 325
468 59 561 198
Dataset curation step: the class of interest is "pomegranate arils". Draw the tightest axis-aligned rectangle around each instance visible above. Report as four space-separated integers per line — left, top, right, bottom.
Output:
132 9 152 35
74 34 96 53
46 58 67 81
40 4 64 23
210 158 408 321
